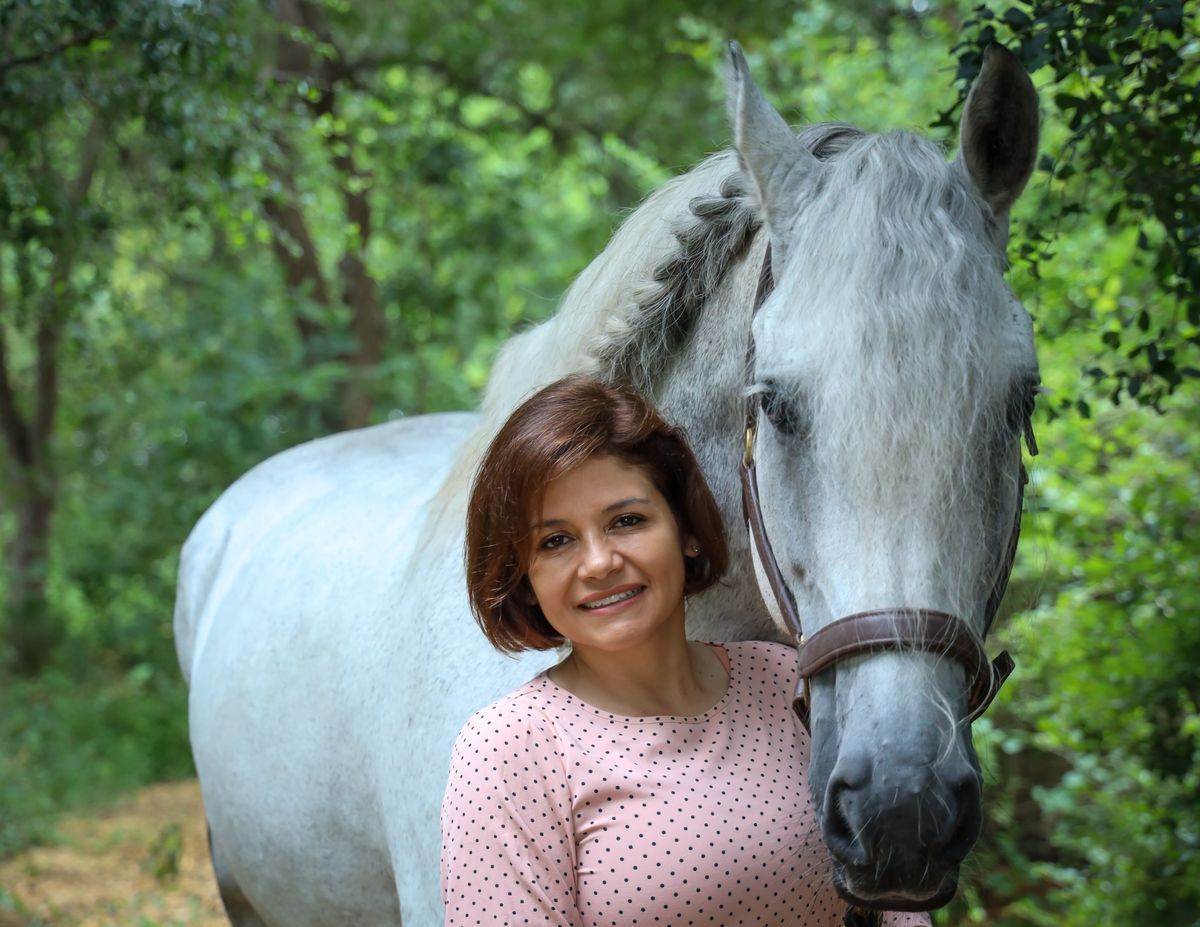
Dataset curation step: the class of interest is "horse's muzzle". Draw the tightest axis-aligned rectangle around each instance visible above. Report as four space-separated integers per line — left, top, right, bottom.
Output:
818 747 983 910
832 865 960 913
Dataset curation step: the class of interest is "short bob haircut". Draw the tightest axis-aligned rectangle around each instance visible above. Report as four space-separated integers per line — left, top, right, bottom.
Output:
466 374 729 653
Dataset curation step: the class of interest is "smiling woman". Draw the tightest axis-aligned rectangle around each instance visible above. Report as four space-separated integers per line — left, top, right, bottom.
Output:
445 374 932 926
528 455 705 714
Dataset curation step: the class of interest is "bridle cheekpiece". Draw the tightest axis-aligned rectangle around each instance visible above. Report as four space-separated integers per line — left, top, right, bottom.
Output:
739 242 1027 734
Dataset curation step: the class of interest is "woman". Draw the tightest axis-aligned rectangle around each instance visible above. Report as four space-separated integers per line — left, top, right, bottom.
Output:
441 374 930 926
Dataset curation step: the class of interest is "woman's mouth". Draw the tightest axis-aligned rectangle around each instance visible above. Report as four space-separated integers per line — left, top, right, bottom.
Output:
580 586 644 610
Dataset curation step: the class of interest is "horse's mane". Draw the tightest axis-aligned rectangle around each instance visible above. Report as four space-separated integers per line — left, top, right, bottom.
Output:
598 123 865 396
594 168 758 394
477 122 866 420
426 124 870 514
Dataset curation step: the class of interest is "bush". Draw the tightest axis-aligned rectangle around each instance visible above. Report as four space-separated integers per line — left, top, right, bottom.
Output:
0 664 193 858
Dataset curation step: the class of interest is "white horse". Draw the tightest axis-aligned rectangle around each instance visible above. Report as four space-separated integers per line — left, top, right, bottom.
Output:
176 44 1039 925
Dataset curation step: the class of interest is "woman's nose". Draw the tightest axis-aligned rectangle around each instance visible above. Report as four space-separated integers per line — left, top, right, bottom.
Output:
578 534 621 578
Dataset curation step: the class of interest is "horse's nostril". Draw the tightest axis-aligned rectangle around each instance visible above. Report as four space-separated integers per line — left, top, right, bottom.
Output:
823 777 870 868
936 774 982 862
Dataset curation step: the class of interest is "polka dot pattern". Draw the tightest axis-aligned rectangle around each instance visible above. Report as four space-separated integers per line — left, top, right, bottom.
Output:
441 641 931 927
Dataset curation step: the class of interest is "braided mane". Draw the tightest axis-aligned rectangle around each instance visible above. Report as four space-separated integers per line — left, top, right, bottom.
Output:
596 123 865 395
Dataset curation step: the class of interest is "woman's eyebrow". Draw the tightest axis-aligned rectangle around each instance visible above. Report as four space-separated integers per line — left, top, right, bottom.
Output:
603 496 650 512
532 497 652 529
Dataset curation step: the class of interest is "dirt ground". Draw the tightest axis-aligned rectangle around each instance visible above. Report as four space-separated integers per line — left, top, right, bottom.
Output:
0 780 226 927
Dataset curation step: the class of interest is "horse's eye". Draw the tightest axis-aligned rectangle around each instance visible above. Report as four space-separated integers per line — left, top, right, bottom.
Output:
1005 379 1039 435
1020 380 1039 420
761 390 801 437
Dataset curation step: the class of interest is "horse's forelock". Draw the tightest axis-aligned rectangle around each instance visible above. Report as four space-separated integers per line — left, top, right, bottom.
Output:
757 130 1030 589
595 123 866 394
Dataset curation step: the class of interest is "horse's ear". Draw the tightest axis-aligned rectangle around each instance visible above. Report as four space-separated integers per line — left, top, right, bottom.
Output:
726 41 816 221
959 44 1039 218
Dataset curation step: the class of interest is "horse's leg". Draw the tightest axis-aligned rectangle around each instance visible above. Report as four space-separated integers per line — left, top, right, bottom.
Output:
207 824 270 927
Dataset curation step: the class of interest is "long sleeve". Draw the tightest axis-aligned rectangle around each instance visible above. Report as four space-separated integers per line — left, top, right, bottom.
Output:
440 701 583 926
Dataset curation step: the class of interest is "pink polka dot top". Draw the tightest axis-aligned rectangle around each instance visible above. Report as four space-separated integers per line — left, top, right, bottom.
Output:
440 640 932 926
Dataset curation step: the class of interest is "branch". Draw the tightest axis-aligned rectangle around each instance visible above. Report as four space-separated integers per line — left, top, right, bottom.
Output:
264 2 612 152
346 49 610 151
31 115 104 447
260 132 331 349
0 23 113 77
271 0 383 428
68 115 105 211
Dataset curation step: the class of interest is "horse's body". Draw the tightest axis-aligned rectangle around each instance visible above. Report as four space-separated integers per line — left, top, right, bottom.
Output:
177 46 1039 925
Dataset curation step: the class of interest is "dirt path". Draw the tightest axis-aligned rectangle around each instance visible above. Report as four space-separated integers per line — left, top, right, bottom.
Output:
0 780 226 927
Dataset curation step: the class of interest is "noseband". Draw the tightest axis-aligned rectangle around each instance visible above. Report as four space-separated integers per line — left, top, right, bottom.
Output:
739 244 1029 733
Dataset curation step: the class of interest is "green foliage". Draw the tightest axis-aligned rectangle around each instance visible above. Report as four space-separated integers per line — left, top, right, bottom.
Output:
955 387 1200 927
945 0 1200 410
0 664 192 859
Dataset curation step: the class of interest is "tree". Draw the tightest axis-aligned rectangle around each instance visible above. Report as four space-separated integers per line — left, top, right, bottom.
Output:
0 0 249 673
943 0 1199 411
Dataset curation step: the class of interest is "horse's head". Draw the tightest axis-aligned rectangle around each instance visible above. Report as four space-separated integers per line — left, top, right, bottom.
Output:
727 44 1039 909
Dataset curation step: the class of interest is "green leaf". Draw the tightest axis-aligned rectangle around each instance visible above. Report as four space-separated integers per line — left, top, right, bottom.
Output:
1001 7 1033 29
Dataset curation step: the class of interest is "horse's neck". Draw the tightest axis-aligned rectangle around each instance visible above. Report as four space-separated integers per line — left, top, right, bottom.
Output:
655 234 782 644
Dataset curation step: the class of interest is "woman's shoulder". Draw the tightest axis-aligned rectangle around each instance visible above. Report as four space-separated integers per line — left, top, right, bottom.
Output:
722 639 797 667
453 674 564 751
445 677 574 801
719 640 800 698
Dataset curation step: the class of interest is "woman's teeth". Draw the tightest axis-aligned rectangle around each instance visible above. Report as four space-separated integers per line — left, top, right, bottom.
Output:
582 587 641 609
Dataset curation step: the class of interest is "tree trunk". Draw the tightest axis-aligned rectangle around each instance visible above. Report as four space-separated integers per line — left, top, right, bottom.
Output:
6 476 55 675
0 117 98 675
0 315 61 676
0 300 59 677
266 0 385 433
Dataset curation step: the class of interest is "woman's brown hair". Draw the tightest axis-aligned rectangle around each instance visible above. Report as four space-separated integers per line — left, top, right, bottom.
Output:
465 374 729 653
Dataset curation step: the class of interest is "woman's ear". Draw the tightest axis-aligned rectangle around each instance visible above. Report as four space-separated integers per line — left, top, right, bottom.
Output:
684 535 702 558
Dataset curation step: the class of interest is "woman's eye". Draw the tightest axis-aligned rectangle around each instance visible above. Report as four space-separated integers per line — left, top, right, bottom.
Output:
612 513 644 529
540 533 571 550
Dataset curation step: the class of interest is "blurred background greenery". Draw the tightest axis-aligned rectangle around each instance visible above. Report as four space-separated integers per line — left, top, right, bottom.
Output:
0 1 1196 924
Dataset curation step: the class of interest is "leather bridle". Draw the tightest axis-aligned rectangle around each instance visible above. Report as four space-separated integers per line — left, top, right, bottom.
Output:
739 243 1031 734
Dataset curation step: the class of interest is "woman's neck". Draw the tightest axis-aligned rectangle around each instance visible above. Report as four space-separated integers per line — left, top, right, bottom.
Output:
549 638 727 717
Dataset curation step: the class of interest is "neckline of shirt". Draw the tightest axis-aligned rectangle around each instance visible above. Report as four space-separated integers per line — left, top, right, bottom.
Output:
532 641 738 725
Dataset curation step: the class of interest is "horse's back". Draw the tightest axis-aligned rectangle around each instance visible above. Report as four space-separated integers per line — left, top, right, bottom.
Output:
175 412 476 681
177 411 482 927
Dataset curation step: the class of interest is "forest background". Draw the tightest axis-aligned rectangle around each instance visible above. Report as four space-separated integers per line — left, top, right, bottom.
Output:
0 1 1196 925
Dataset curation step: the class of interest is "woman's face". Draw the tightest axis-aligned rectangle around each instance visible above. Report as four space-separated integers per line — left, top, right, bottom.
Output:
526 454 694 657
